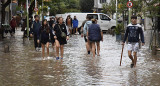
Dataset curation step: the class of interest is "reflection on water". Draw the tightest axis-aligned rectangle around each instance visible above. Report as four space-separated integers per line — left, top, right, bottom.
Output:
0 29 160 86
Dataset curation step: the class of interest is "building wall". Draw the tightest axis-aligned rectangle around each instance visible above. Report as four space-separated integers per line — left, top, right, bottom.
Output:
0 1 1 27
94 0 110 12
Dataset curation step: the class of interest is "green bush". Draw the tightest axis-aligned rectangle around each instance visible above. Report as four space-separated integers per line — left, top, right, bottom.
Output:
115 23 124 35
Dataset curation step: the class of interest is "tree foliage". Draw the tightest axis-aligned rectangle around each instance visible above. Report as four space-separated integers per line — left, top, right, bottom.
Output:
42 0 80 16
79 0 94 12
102 0 116 16
144 0 160 18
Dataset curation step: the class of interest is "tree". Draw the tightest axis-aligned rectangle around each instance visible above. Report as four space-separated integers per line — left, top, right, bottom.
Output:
48 0 80 16
102 0 116 18
79 0 94 12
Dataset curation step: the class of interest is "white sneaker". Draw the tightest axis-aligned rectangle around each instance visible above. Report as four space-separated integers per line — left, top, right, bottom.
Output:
47 56 52 60
42 58 46 60
35 48 39 51
38 48 41 52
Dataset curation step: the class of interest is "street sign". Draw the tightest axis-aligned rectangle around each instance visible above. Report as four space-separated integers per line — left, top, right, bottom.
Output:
127 1 133 8
34 7 38 12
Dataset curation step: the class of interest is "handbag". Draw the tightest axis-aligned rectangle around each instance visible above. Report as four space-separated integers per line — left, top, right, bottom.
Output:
58 25 66 38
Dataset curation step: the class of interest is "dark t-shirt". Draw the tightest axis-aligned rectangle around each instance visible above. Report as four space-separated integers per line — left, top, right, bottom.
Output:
123 24 145 43
54 24 68 38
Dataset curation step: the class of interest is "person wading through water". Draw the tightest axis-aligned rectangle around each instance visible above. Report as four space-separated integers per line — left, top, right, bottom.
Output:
87 19 103 58
30 15 41 51
83 15 93 54
53 17 70 60
122 15 145 68
66 15 73 36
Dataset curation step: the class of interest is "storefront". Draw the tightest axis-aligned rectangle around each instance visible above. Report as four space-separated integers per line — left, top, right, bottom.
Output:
0 1 1 27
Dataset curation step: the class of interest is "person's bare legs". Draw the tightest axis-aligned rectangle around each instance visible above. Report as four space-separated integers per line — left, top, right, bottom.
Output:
86 42 90 52
91 42 96 58
55 40 60 58
73 28 75 34
52 43 55 50
76 28 78 34
87 40 91 54
69 28 72 36
133 52 137 67
41 44 45 60
96 42 100 56
128 51 134 64
46 42 49 57
60 45 64 59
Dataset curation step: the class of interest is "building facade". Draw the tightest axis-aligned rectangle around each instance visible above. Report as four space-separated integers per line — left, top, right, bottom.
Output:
0 1 1 27
94 0 110 12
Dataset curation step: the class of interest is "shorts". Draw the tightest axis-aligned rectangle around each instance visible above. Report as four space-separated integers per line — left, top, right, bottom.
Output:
67 26 73 29
89 40 100 43
128 42 139 52
41 39 49 44
84 36 87 42
50 38 55 44
57 37 67 45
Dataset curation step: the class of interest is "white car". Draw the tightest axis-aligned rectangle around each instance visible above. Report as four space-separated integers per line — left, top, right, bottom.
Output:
56 13 116 31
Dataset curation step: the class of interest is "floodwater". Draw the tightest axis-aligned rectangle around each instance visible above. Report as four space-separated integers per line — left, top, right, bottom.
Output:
0 29 160 86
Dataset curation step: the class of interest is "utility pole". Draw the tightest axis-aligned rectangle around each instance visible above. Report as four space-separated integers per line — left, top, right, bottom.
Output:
128 0 131 24
10 0 12 19
116 0 118 26
26 0 29 37
42 0 43 20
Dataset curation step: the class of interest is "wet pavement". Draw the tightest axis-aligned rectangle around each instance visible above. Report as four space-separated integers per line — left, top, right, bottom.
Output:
0 28 160 86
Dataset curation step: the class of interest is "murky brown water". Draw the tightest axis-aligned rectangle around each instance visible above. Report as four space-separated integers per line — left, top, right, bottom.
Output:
0 29 160 86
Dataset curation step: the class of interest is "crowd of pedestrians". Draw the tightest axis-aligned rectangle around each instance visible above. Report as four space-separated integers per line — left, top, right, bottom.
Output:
5 14 145 68
27 14 104 61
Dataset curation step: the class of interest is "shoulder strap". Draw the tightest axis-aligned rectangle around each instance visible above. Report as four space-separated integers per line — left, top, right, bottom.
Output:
58 25 63 33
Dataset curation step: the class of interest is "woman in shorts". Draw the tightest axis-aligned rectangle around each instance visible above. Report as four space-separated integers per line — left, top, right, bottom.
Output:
53 17 69 60
37 19 53 60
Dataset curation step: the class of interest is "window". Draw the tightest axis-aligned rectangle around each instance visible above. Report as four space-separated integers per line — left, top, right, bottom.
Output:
87 14 98 20
100 14 111 21
100 0 106 3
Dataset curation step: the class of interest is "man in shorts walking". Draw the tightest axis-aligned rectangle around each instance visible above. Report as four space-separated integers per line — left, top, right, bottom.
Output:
122 15 145 68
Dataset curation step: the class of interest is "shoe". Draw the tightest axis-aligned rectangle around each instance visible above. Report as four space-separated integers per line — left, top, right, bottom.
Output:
130 64 134 68
38 48 41 52
88 51 90 54
47 56 51 59
42 58 46 60
56 57 59 60
35 48 38 51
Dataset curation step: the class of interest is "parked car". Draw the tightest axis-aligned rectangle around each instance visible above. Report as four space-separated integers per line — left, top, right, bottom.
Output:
56 13 116 31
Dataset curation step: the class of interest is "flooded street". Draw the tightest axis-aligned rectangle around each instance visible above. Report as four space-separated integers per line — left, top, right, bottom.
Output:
0 29 160 86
